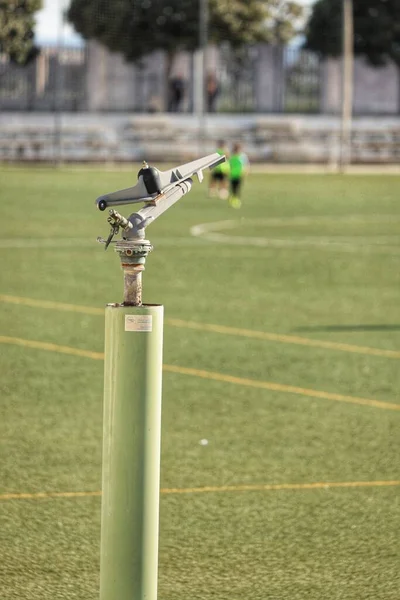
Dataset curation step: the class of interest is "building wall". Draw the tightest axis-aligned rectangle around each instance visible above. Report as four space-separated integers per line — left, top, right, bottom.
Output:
85 42 400 115
85 42 167 112
321 57 400 115
353 59 399 114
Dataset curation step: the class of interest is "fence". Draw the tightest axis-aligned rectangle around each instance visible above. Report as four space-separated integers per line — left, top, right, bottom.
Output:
0 46 87 112
0 43 323 114
1 43 399 116
284 48 321 113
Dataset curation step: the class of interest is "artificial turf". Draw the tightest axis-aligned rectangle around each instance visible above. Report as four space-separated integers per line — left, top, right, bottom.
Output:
0 167 399 599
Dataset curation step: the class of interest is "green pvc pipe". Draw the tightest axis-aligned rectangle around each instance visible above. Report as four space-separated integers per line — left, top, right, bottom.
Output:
100 304 164 600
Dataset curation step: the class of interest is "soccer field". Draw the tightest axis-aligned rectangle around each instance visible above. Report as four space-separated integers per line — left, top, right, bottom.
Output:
1 167 399 599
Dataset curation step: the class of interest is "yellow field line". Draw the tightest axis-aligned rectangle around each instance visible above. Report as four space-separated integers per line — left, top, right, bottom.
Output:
0 294 104 315
1 293 399 359
1 480 399 502
163 364 400 411
165 318 400 360
162 480 400 495
0 491 102 501
0 335 399 411
0 335 104 361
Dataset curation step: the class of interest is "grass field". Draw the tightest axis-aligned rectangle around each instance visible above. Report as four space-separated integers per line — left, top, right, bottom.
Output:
1 166 400 600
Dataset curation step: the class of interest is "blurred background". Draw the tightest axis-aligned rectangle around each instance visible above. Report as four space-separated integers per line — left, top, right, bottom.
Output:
0 0 399 166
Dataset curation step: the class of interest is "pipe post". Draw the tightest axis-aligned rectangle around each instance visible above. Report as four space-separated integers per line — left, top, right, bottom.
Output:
100 232 162 600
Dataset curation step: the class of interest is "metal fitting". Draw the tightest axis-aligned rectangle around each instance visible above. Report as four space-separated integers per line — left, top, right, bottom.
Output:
115 238 153 306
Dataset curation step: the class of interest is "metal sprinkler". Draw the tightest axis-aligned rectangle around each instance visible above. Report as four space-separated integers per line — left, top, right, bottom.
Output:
97 154 225 306
96 153 225 600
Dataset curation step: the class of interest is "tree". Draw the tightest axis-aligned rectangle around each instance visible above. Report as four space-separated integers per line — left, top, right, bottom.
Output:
0 0 42 64
305 0 400 67
67 0 303 65
264 0 304 44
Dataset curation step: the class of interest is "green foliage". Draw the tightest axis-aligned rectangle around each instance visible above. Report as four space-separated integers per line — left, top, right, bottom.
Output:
0 0 42 64
67 0 303 62
264 0 304 44
208 0 270 47
305 0 400 66
68 0 201 60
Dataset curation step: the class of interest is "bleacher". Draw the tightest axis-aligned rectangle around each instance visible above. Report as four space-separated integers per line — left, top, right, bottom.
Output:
0 114 399 164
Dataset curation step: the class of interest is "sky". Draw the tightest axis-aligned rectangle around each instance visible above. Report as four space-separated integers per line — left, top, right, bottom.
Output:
35 0 82 45
35 0 316 45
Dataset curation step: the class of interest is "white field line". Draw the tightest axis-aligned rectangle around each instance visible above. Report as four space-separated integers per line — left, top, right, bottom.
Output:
190 216 400 253
0 238 95 249
0 237 210 250
1 215 399 251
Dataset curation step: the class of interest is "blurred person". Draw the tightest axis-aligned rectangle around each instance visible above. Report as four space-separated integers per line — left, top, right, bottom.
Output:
208 140 230 199
228 142 249 209
168 73 185 112
206 72 219 113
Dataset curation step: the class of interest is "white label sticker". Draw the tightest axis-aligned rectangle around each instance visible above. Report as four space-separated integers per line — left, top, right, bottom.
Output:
125 315 153 332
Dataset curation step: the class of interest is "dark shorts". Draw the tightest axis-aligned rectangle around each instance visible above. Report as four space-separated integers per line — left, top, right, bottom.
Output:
230 177 242 196
211 171 227 182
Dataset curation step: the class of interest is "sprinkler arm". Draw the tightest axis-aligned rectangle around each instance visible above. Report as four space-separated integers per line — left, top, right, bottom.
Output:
98 178 194 249
96 152 226 248
96 152 225 212
122 177 194 237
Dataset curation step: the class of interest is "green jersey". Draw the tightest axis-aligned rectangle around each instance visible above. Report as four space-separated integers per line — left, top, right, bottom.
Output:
229 153 248 179
214 148 230 174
